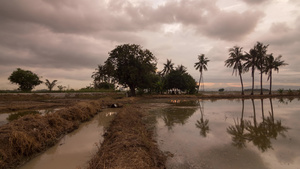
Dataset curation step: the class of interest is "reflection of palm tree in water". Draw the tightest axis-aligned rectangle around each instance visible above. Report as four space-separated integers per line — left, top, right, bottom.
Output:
228 99 289 152
246 99 271 152
227 99 247 148
264 98 289 139
195 100 210 137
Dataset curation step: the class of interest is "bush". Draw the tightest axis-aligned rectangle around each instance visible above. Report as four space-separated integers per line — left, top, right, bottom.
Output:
278 88 284 94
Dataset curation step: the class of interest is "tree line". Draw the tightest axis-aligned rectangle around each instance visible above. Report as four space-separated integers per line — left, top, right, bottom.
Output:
91 44 197 96
7 42 287 95
225 42 288 95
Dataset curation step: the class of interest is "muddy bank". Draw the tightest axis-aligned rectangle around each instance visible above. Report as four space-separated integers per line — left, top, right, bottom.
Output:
0 98 120 169
0 93 124 113
87 106 166 169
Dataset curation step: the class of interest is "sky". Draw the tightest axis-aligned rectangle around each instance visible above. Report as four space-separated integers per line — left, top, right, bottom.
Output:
0 0 299 91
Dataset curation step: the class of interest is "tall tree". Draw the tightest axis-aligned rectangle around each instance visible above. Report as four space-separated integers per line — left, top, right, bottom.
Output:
161 59 174 76
106 44 157 96
8 68 43 91
264 54 288 95
194 54 210 92
225 46 245 95
45 79 58 91
254 42 269 95
244 48 258 95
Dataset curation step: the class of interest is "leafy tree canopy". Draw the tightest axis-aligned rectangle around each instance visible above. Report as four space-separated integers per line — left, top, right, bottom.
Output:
8 68 43 91
105 44 157 96
165 69 196 94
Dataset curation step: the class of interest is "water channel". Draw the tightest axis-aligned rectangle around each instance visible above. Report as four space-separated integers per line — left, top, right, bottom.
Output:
149 98 300 169
18 109 116 169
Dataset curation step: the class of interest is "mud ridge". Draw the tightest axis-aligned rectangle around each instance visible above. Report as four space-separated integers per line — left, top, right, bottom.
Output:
0 99 108 169
87 106 166 169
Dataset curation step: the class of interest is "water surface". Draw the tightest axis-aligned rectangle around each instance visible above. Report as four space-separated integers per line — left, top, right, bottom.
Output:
150 98 300 169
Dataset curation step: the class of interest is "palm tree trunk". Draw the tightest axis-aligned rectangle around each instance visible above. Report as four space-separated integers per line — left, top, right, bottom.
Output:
198 72 202 92
269 70 272 95
260 68 264 95
251 65 254 95
239 71 244 95
202 75 205 91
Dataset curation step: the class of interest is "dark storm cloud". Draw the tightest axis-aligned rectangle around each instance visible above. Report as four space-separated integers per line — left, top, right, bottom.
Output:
0 0 265 87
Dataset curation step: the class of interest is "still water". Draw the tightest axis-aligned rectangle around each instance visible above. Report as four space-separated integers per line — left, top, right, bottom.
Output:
151 98 300 169
19 110 116 169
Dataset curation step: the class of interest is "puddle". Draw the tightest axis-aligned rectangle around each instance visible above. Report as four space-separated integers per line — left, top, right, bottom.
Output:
0 113 9 126
150 98 300 169
19 109 116 169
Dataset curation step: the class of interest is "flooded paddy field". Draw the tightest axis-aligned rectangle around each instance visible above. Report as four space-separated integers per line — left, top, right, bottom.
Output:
147 98 300 169
1 93 300 169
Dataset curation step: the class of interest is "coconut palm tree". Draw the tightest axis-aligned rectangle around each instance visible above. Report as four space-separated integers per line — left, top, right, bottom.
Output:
254 42 269 95
244 48 258 95
176 64 187 74
264 54 288 95
194 54 210 92
225 46 246 95
45 79 58 91
161 59 174 76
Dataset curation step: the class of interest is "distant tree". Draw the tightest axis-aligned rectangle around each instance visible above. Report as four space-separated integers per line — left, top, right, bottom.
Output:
105 44 157 96
218 88 225 92
57 85 65 91
254 42 269 95
264 54 288 95
225 46 246 95
8 68 42 91
161 59 174 76
92 63 115 89
244 48 258 95
194 54 209 92
45 79 57 91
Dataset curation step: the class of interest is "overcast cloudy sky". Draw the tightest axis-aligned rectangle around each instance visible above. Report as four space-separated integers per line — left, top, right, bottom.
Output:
0 0 299 90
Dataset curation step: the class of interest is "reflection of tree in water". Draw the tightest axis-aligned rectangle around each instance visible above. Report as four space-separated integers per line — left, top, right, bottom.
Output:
227 99 246 148
161 105 197 130
278 97 296 105
195 100 210 137
227 98 289 152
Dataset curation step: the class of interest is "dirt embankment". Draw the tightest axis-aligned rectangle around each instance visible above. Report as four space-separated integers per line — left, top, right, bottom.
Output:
0 98 113 169
87 106 166 169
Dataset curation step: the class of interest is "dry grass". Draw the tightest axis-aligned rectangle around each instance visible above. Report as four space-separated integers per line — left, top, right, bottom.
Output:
0 99 107 169
87 106 166 169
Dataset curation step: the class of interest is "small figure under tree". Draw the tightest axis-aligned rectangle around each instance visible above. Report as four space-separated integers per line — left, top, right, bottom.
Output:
8 68 43 91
